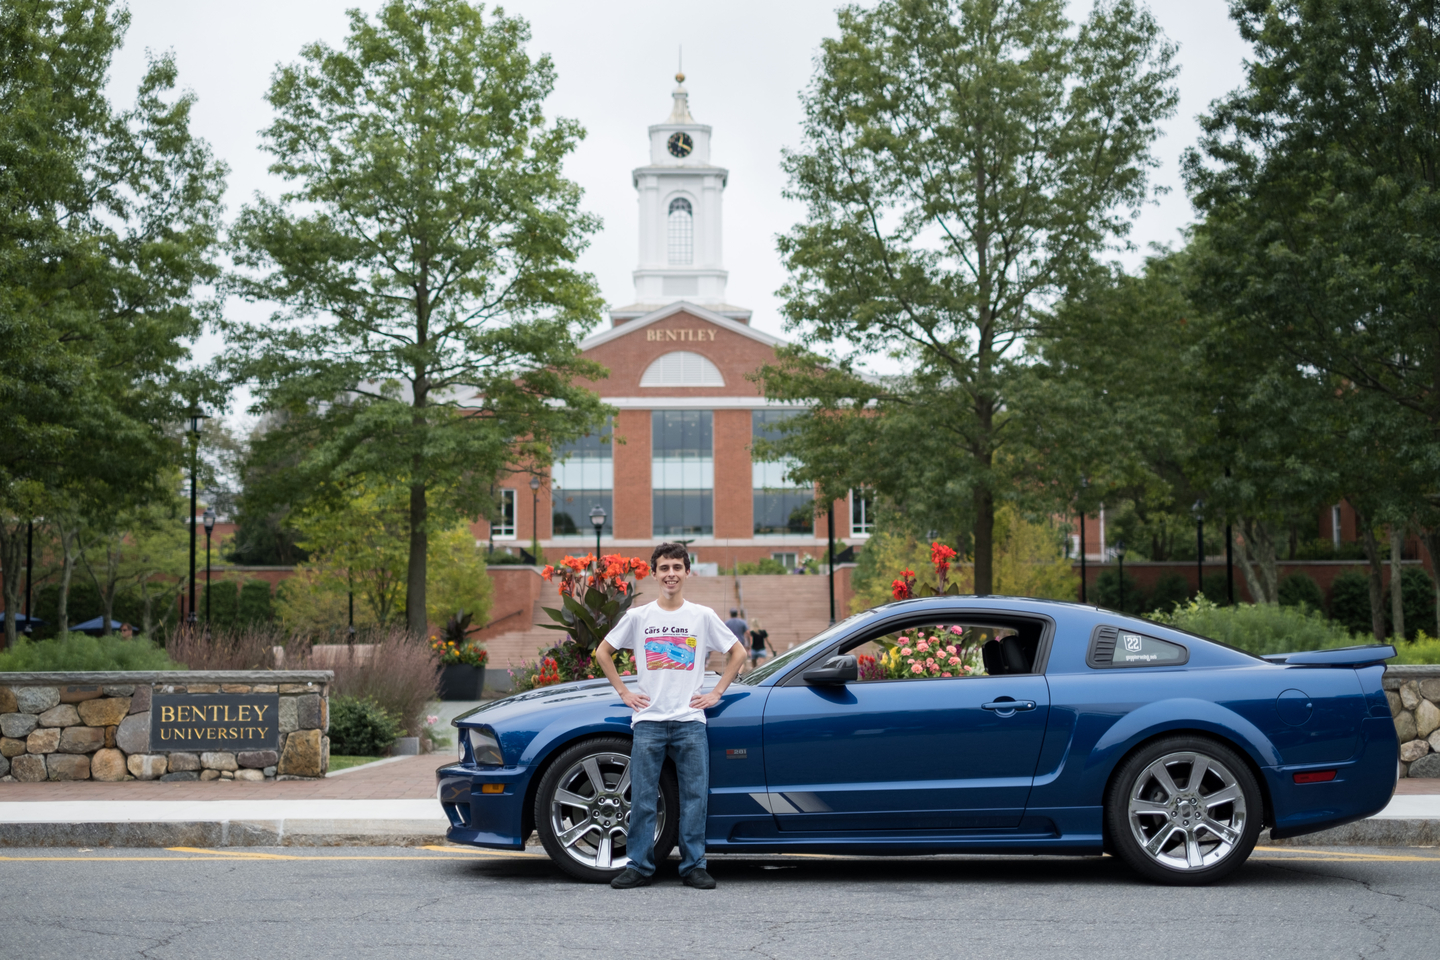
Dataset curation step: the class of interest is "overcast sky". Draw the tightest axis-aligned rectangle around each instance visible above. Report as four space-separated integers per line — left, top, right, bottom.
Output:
109 0 1250 414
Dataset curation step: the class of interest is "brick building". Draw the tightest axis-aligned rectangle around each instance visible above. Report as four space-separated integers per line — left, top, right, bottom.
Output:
473 74 867 572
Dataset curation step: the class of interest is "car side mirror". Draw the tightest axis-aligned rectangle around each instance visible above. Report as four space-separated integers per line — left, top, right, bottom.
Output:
804 655 858 686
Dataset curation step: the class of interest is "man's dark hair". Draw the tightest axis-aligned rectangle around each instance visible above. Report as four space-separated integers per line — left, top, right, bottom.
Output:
730 609 739 617
651 542 690 571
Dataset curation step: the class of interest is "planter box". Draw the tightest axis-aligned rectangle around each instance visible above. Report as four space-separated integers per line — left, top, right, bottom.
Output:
438 664 485 700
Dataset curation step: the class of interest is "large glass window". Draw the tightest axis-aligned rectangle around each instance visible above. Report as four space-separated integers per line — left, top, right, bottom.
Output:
667 197 693 265
652 410 712 536
492 489 516 540
752 411 813 536
552 420 612 536
842 619 1032 681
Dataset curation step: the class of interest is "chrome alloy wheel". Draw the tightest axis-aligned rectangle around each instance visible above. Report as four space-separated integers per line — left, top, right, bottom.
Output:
1126 750 1248 871
547 751 665 871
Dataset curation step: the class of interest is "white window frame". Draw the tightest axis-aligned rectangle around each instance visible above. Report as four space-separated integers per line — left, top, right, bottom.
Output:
850 489 874 537
493 488 517 540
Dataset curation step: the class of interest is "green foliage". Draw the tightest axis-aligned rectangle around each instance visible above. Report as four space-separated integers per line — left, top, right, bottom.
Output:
0 0 227 647
327 695 402 757
758 0 1178 594
1149 573 1192 614
736 558 789 575
201 579 275 631
237 581 275 627
1392 633 1440 666
1153 598 1357 657
1390 567 1437 638
0 633 179 672
1093 569 1146 614
1328 571 1373 636
1278 572 1325 611
225 0 610 634
1200 572 1233 606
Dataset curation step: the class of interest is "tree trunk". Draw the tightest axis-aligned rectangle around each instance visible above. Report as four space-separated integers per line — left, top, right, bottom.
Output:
1234 518 1279 604
0 520 23 649
1421 528 1440 639
973 485 994 596
406 480 428 636
1390 525 1406 642
58 523 78 634
1355 507 1387 641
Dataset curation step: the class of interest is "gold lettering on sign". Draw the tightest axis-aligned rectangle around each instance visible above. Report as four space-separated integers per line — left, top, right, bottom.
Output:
646 329 717 342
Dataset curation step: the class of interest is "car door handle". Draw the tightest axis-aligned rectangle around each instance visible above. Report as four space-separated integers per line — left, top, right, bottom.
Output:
982 700 1037 715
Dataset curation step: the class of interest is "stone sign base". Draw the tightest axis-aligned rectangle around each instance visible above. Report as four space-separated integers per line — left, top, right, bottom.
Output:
0 671 332 783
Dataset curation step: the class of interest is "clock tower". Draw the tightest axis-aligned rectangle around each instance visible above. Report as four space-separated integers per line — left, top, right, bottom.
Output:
610 73 751 325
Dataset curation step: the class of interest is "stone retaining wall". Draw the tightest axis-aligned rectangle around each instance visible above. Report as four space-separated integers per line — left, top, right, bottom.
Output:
1386 665 1440 778
0 671 331 783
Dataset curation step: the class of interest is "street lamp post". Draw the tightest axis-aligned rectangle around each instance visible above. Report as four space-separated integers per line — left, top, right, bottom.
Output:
1115 539 1127 611
1193 499 1204 600
1078 477 1089 605
23 520 33 636
186 408 210 627
203 508 215 628
589 505 606 560
530 475 541 561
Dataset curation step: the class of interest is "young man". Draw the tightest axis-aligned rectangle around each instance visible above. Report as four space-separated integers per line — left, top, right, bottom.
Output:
596 542 748 889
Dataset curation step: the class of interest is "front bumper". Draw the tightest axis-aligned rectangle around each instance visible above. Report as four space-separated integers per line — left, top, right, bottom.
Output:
436 762 535 850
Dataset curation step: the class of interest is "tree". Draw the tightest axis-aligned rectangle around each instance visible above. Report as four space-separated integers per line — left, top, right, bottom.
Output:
0 0 226 646
227 0 609 634
759 0 1177 593
1185 0 1440 625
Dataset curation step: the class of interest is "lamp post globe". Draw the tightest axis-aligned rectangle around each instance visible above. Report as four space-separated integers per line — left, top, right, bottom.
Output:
589 505 606 559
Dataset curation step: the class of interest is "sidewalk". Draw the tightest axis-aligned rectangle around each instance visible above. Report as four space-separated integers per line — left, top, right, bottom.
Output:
1 749 1437 848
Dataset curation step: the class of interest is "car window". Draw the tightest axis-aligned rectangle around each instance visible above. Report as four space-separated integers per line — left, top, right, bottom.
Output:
1087 625 1189 668
736 609 880 685
842 620 1023 680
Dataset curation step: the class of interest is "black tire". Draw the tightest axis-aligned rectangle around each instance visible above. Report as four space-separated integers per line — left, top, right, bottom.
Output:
1105 735 1262 886
534 736 678 883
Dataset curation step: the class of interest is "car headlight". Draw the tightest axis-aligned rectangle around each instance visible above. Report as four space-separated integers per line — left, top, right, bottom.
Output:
467 727 503 766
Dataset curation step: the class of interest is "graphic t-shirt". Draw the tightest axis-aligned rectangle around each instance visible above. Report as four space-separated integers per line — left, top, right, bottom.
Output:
606 600 739 726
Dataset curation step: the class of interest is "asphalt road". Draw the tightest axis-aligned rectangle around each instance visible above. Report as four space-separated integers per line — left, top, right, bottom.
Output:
3 845 1438 959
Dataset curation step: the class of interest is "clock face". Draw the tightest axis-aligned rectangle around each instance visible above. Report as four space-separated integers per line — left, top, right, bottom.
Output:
667 131 694 158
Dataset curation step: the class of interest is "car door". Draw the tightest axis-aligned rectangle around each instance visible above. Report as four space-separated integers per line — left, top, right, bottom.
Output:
760 616 1052 831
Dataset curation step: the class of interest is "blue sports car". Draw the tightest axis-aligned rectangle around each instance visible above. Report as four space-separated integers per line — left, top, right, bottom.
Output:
437 597 1397 885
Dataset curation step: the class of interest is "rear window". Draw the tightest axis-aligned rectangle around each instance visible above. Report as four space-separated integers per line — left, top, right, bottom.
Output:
1087 625 1188 668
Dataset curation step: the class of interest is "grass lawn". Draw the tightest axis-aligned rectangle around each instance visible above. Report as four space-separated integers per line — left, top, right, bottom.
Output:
329 755 382 772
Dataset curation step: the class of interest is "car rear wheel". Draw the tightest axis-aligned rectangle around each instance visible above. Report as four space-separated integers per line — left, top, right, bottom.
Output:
1106 735 1262 885
534 736 678 883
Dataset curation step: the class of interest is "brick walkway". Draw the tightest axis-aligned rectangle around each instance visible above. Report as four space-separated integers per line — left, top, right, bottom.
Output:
0 754 451 801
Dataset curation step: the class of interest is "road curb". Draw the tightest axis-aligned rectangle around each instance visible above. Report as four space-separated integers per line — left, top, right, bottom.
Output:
0 819 449 848
1261 818 1440 848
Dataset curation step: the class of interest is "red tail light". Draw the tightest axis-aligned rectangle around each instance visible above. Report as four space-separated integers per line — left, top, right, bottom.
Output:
1293 770 1337 784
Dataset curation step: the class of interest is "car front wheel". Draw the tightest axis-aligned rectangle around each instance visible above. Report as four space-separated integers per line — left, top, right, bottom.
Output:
534 736 678 883
1106 735 1262 885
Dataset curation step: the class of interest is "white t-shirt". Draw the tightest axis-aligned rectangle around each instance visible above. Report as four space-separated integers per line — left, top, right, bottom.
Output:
605 600 739 726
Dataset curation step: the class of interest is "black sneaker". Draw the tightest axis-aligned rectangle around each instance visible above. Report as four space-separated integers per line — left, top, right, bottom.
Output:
610 867 652 889
681 867 716 889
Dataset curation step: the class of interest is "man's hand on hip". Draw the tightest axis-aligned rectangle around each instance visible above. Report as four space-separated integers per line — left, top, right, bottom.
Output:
689 690 722 709
620 690 651 711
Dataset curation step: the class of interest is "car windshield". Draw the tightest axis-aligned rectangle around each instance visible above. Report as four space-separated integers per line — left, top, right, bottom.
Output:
735 609 880 685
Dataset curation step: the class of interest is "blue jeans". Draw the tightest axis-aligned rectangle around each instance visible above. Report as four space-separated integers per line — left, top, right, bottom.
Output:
626 719 708 876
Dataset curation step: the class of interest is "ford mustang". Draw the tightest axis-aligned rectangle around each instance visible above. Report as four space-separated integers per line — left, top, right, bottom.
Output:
437 596 1397 885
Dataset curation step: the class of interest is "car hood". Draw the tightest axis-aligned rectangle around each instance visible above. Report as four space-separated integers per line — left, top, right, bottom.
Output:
452 674 723 730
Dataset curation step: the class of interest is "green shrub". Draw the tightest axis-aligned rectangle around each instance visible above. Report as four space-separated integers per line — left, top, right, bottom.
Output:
1328 570 1373 635
327 695 402 756
1278 572 1325 611
1093 569 1145 613
736 558 789 575
1148 573 1191 613
1392 632 1440 665
1389 567 1436 638
237 580 274 626
1152 598 1357 657
0 634 180 672
1200 572 1233 606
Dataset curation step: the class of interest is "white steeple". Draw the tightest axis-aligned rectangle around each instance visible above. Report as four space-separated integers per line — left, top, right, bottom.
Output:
610 73 751 326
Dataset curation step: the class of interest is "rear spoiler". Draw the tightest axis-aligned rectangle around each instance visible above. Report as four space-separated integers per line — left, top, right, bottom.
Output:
1260 644 1396 667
